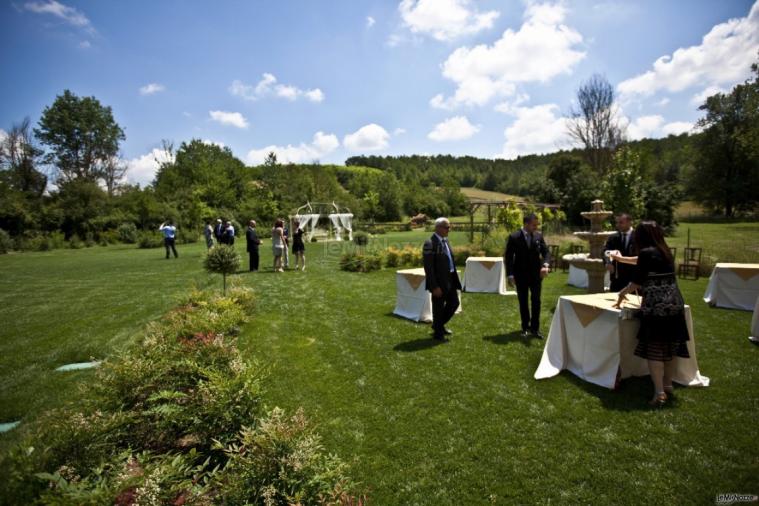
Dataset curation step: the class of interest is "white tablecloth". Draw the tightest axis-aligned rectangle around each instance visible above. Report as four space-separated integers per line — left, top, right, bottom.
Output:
703 263 759 311
566 254 610 289
393 268 461 322
463 257 514 295
751 297 759 343
535 293 709 389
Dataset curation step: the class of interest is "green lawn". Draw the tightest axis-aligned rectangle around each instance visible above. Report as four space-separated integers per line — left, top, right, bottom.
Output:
1 229 757 504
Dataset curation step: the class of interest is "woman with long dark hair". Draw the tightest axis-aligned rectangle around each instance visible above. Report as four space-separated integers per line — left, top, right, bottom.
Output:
612 221 690 407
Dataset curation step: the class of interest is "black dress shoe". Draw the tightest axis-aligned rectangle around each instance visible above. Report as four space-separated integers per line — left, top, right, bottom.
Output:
432 334 448 341
521 330 530 338
443 327 453 335
531 330 544 339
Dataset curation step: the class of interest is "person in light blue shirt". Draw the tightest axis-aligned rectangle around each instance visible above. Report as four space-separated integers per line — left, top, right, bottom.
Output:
223 221 235 246
159 221 178 259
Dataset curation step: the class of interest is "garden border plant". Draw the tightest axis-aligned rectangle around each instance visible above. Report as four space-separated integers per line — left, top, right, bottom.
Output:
0 283 361 505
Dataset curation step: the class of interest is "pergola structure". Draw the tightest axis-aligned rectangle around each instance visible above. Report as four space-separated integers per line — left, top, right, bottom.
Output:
290 201 354 241
465 197 561 242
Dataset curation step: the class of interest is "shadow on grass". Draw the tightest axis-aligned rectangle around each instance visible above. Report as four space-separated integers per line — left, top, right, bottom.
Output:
393 337 447 352
561 372 678 412
483 331 535 347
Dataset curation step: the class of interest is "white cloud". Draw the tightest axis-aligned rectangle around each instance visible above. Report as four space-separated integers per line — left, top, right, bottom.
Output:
662 121 693 136
655 97 670 107
627 115 665 140
126 148 175 187
399 0 499 41
24 0 95 35
0 129 7 143
690 85 727 106
343 124 390 152
139 83 165 96
78 40 91 49
246 131 339 165
624 114 693 139
618 2 759 101
230 73 324 103
367 16 376 28
432 3 585 109
428 116 480 142
202 139 226 148
393 127 407 136
209 110 249 129
499 103 569 159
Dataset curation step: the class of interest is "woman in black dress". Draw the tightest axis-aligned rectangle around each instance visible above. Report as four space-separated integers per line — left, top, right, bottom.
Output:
612 221 690 407
292 220 306 271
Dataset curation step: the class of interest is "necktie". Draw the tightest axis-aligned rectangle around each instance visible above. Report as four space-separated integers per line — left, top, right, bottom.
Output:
443 238 454 271
624 233 629 250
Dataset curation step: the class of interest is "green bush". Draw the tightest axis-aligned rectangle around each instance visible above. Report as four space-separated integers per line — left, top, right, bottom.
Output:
0 229 12 254
137 232 163 249
68 234 84 249
339 251 382 272
353 231 369 246
0 286 359 504
204 245 241 294
117 222 138 244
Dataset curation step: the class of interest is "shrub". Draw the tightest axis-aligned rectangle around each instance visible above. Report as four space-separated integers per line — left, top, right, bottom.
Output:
310 236 318 242
353 231 369 246
384 246 401 267
84 232 96 248
339 251 382 272
382 245 422 268
137 232 163 249
0 286 359 505
0 229 12 254
68 234 84 249
117 222 138 244
204 245 240 294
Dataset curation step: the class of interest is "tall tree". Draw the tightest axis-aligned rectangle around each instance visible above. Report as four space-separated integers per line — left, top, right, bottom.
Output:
567 74 625 175
35 90 125 183
0 117 47 197
101 155 128 196
691 61 759 217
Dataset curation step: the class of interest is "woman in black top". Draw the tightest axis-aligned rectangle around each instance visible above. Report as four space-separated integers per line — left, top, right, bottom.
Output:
612 221 689 407
292 220 306 271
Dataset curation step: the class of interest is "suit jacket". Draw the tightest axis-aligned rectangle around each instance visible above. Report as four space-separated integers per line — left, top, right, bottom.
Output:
603 231 636 281
504 229 551 282
423 234 462 294
246 227 260 252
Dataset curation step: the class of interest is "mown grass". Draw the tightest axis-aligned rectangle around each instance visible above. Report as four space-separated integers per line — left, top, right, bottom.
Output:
1 228 757 504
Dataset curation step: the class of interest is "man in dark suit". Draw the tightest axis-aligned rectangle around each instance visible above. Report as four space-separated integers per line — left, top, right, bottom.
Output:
214 218 225 244
603 213 635 292
423 217 462 341
246 220 261 272
505 213 551 338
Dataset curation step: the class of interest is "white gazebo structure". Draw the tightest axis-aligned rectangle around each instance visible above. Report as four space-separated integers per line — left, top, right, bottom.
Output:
291 201 354 241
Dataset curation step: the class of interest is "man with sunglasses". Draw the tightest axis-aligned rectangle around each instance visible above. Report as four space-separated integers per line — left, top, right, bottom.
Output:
423 217 462 341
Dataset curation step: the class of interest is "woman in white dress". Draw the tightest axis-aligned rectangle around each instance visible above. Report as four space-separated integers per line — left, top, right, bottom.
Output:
272 219 285 272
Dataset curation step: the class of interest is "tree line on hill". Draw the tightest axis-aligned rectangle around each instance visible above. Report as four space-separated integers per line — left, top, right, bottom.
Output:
0 59 757 251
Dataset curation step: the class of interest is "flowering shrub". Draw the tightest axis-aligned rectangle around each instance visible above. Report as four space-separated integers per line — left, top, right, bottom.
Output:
0 285 360 504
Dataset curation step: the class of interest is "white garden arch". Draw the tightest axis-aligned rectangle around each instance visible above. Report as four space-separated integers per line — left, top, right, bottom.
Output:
290 201 354 241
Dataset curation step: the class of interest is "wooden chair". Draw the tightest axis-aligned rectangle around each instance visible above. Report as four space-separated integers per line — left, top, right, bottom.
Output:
548 245 559 271
678 247 702 280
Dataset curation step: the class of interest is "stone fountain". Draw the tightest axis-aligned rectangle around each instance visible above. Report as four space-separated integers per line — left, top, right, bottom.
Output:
564 199 616 293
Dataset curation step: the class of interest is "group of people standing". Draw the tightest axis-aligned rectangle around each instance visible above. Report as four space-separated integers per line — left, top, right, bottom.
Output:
424 212 690 407
202 217 307 274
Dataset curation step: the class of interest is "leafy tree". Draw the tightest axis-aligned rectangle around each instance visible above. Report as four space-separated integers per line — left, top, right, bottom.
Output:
35 90 125 183
0 117 47 197
690 61 759 216
567 74 625 175
363 190 380 223
601 146 647 219
203 244 240 294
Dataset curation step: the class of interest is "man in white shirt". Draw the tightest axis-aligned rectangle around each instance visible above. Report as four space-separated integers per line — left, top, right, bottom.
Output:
423 217 462 341
159 221 178 259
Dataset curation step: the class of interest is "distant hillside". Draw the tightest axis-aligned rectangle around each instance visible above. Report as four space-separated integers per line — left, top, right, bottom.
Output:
460 187 523 202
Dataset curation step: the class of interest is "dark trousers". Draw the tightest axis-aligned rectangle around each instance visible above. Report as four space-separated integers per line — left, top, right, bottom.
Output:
515 277 541 331
249 250 259 271
432 284 460 335
164 237 178 258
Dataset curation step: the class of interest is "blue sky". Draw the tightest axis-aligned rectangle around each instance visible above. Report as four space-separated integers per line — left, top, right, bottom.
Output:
1 0 757 186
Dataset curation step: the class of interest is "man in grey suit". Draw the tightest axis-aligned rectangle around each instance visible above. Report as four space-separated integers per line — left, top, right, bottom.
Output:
423 217 462 341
